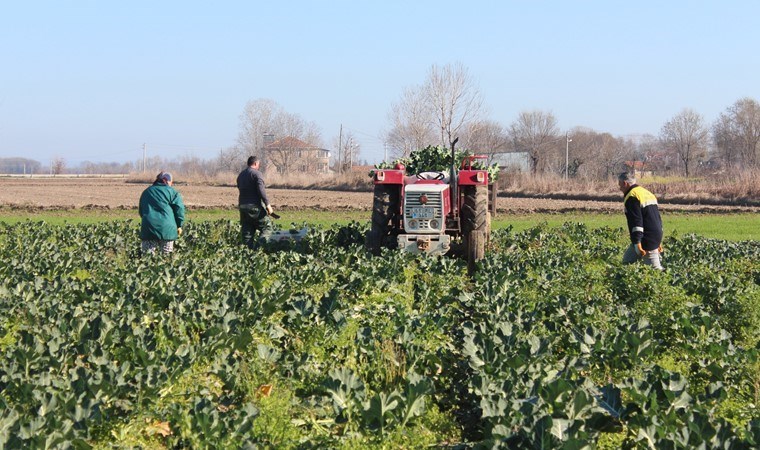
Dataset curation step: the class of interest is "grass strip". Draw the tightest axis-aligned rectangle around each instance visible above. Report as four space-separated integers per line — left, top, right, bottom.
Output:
0 208 756 241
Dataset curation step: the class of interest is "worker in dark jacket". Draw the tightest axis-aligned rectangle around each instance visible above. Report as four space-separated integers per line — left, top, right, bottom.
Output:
618 171 663 270
139 171 185 254
237 156 274 248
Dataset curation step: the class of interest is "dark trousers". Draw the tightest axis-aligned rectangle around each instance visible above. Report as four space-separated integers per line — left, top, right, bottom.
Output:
239 205 274 249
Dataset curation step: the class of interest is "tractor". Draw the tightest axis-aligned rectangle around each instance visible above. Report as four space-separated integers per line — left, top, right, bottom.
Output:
366 139 496 273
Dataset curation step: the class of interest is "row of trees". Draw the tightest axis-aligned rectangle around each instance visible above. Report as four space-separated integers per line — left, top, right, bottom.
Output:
9 64 756 180
225 79 758 179
384 63 760 178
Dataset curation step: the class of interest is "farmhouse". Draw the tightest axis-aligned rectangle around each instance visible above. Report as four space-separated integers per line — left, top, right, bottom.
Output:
263 135 331 174
624 151 671 177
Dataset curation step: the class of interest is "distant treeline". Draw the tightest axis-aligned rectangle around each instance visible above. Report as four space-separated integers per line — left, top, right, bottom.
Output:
0 154 240 178
0 158 43 174
0 157 135 175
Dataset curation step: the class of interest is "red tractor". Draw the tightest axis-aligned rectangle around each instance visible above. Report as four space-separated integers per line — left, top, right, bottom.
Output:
366 139 496 272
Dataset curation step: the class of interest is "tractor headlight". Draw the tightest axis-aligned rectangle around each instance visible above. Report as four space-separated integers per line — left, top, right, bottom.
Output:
430 219 439 229
408 219 418 229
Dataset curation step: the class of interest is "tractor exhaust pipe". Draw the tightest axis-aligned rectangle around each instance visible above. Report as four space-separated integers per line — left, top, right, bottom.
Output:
449 137 459 218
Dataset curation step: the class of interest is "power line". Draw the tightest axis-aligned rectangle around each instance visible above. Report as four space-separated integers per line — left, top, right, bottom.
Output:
338 126 388 163
342 126 386 143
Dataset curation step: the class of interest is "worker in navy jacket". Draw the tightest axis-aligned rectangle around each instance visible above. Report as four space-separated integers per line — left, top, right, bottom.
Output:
618 171 664 270
236 156 274 248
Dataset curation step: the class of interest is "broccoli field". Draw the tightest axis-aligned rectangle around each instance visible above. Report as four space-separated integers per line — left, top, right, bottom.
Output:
1 220 759 448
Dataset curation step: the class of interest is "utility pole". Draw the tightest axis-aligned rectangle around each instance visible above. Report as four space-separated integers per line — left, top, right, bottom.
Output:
338 125 343 174
565 133 572 180
384 142 387 163
143 143 147 173
348 137 352 171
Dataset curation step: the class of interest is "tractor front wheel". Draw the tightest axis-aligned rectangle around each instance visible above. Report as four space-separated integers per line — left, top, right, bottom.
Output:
366 185 399 255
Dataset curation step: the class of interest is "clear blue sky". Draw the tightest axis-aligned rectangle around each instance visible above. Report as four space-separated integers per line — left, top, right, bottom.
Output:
1 0 758 166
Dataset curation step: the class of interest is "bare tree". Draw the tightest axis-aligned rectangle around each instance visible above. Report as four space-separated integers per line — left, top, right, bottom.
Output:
508 110 560 174
268 139 301 173
731 97 760 168
659 108 709 177
237 98 281 167
143 155 169 175
51 156 66 175
236 98 322 173
635 134 659 158
76 161 131 174
217 146 244 173
385 62 484 157
426 62 483 149
562 127 597 178
713 97 760 169
554 128 627 179
460 120 509 164
622 133 667 177
386 86 436 158
176 155 220 177
608 136 638 178
712 114 738 169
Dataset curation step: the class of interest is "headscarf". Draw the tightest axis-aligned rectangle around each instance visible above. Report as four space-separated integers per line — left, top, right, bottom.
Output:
154 171 173 184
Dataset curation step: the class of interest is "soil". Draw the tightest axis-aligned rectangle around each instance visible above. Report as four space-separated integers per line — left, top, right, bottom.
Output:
0 177 757 214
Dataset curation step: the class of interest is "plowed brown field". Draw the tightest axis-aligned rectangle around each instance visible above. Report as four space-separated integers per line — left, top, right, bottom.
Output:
0 177 757 214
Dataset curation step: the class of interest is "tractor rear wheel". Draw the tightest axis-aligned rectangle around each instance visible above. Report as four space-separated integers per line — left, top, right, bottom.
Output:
366 185 399 255
466 230 486 274
461 185 489 234
461 185 490 272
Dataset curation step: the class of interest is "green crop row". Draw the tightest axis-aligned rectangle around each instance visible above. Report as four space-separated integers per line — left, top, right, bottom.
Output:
0 220 758 448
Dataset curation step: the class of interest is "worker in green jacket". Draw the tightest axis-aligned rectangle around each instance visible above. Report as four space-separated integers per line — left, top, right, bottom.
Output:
139 171 185 254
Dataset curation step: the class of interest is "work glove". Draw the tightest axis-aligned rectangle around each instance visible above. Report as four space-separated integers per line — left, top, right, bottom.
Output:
266 205 274 215
636 242 646 256
177 227 183 237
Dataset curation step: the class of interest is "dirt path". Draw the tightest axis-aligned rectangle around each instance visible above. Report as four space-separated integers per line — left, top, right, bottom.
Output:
0 177 757 214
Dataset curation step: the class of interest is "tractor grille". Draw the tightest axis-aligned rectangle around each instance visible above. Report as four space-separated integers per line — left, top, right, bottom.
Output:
404 191 444 232
405 191 443 211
